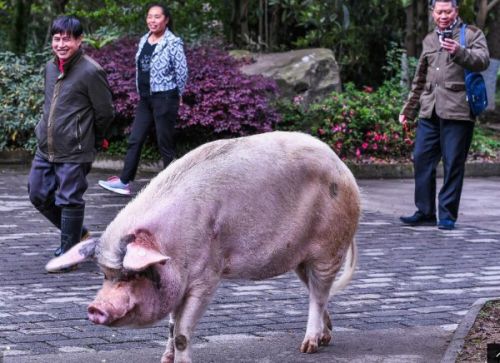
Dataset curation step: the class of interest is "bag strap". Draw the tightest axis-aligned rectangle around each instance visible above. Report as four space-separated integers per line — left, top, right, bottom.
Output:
459 24 471 76
459 23 467 48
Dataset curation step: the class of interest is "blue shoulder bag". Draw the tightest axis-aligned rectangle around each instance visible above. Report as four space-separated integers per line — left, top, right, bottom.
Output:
460 24 488 117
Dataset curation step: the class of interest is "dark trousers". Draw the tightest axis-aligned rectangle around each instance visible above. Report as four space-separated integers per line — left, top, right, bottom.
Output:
120 91 180 183
413 113 474 221
28 154 91 228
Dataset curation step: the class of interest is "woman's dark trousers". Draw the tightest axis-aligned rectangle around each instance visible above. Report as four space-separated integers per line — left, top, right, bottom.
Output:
120 91 180 183
413 114 474 222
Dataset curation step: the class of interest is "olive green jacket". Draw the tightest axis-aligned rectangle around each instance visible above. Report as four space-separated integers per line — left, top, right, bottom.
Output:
35 49 114 163
401 19 489 122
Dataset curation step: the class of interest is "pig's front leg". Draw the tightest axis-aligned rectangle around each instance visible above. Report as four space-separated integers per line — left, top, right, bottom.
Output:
169 281 219 363
161 315 176 363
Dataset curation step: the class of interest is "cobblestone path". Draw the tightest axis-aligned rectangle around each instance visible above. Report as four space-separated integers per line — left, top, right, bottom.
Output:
1 166 499 358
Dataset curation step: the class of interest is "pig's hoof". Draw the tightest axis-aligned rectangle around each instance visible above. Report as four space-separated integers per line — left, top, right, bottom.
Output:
160 353 174 363
300 338 319 353
319 331 332 346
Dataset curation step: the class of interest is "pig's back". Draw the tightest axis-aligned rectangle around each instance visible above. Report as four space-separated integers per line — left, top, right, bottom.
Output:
151 131 352 196
106 132 360 278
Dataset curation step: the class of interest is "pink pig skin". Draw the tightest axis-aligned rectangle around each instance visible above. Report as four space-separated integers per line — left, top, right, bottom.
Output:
48 131 361 363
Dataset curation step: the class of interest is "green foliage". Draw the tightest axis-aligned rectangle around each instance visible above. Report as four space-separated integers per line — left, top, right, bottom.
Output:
67 0 143 35
83 26 122 49
66 0 225 45
470 127 500 158
0 51 47 152
276 80 414 161
252 0 406 86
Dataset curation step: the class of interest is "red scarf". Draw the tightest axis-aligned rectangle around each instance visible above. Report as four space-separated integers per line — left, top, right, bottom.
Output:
58 59 65 74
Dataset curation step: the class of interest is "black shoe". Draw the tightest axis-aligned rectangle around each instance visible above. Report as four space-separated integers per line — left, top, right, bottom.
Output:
438 219 455 230
400 211 437 226
54 226 89 257
54 207 85 259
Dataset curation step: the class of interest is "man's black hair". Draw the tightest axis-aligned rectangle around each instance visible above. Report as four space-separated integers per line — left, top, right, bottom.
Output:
51 16 83 38
429 0 459 8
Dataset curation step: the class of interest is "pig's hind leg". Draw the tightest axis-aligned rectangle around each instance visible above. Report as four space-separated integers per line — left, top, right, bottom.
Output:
295 261 337 353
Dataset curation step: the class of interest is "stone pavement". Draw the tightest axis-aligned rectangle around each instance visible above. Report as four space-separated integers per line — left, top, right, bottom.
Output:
0 165 499 362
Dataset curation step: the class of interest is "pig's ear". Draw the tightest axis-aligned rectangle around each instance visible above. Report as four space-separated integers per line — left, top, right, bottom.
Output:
122 242 170 271
45 238 98 273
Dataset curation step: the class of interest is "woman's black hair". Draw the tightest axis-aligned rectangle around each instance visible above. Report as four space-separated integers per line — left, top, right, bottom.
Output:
147 3 173 31
50 15 83 37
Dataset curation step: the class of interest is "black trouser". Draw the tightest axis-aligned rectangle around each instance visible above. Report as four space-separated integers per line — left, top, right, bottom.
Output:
413 113 474 222
120 90 180 183
28 155 91 253
28 154 91 211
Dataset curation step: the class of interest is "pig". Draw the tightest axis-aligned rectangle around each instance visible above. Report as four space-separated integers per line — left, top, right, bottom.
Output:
45 131 361 363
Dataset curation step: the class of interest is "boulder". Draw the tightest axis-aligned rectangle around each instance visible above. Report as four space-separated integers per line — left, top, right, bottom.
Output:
239 48 341 105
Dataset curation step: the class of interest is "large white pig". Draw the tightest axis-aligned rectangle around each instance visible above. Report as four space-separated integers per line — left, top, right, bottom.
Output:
46 131 360 363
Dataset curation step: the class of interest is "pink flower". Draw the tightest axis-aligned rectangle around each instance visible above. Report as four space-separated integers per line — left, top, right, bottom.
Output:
293 95 304 105
356 148 361 159
362 142 369 149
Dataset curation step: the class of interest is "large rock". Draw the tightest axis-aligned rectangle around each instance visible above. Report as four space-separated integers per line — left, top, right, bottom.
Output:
239 48 341 105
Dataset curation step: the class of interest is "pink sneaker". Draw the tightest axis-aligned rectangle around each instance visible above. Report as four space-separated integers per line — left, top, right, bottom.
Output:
98 176 131 196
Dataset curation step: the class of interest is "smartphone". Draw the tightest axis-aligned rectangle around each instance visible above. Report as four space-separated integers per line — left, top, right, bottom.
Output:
442 30 453 41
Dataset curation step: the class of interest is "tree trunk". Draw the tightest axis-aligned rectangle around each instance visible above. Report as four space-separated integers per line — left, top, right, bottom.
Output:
53 0 70 14
403 0 429 58
484 1 500 58
10 0 34 54
417 0 429 54
239 0 249 44
268 3 282 50
476 0 500 29
229 0 240 44
404 3 416 57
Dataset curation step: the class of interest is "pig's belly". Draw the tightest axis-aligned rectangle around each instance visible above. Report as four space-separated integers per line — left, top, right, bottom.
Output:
220 253 300 280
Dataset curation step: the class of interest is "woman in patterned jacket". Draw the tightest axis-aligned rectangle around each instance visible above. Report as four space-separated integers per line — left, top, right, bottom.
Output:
99 3 188 196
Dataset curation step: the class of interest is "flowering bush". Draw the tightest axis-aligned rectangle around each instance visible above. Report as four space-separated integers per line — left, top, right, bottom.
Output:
179 44 279 135
276 80 415 162
86 37 280 153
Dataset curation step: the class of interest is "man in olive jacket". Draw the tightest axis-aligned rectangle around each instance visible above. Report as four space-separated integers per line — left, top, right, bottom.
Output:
28 16 114 269
399 0 489 230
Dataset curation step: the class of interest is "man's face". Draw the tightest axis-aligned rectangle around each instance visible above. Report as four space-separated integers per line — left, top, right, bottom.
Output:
432 2 458 30
51 32 82 61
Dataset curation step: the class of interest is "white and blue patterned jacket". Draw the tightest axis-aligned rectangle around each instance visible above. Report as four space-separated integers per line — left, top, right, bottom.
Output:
135 29 188 95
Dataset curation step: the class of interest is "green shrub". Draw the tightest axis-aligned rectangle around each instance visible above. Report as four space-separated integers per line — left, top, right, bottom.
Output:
471 127 500 158
276 80 414 162
0 51 47 152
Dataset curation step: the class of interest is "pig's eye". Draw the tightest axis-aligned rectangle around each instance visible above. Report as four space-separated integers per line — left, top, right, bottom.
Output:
119 272 138 282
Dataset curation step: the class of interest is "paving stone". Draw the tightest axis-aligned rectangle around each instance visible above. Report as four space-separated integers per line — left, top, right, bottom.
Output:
46 337 108 347
1 166 500 358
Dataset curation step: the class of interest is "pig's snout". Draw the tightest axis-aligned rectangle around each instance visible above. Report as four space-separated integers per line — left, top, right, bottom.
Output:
88 304 111 325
